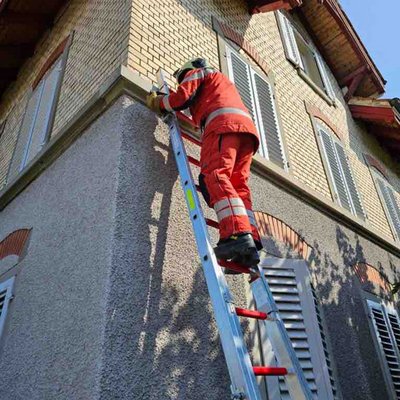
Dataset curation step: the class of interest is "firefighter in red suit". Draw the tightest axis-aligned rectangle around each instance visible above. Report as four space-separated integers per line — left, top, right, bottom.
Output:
147 58 262 266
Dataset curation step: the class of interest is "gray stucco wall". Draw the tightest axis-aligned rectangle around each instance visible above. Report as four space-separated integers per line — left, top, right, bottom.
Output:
0 96 231 400
0 95 399 399
250 173 400 400
0 97 124 400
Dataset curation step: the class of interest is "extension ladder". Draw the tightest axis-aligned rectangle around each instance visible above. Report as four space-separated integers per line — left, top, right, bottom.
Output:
156 70 313 400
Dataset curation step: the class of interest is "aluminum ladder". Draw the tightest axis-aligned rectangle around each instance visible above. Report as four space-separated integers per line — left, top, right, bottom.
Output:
156 70 313 400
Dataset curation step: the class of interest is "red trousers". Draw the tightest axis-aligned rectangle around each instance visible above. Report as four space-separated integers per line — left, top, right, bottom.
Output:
200 132 261 243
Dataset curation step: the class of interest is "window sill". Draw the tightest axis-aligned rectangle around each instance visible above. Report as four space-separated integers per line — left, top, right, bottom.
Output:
297 68 335 107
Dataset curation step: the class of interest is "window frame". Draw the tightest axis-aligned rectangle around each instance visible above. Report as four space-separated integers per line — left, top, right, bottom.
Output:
0 276 15 340
370 167 400 242
5 34 72 185
314 121 365 219
293 30 324 87
220 40 290 171
276 11 336 105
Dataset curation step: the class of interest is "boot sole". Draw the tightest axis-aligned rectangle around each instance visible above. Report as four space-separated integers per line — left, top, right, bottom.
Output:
214 237 260 266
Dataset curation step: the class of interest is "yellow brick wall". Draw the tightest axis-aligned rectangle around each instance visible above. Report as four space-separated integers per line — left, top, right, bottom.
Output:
0 0 131 188
0 0 398 241
128 0 399 240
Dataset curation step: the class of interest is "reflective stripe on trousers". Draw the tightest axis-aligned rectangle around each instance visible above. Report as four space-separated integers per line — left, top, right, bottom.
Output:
214 197 247 223
204 107 253 129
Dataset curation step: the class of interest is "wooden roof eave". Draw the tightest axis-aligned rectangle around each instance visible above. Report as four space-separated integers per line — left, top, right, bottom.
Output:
245 0 386 98
321 0 386 95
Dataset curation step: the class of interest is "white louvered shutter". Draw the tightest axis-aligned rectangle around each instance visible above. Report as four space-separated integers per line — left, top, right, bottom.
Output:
334 143 365 219
310 285 338 399
315 54 335 100
7 54 66 182
0 277 15 339
7 84 44 181
376 178 400 240
318 127 352 212
226 48 257 124
24 57 64 166
251 70 286 168
261 258 335 400
276 12 302 66
367 301 400 398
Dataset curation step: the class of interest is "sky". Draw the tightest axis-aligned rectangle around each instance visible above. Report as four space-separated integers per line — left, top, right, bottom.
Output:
339 0 400 99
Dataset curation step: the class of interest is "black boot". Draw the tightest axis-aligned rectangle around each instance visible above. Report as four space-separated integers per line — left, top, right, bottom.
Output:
214 233 260 266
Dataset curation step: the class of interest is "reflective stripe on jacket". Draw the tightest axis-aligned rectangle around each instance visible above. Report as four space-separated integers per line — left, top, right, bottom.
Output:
159 68 259 150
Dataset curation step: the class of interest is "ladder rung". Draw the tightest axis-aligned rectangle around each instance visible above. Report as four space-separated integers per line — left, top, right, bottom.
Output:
235 307 268 320
205 218 219 229
253 367 288 376
181 131 202 147
218 259 251 274
187 156 200 167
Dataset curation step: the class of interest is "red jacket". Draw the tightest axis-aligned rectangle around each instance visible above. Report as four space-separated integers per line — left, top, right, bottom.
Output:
160 68 259 150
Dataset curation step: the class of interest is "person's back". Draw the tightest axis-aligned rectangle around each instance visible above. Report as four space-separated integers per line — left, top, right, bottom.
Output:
146 58 263 269
186 68 257 138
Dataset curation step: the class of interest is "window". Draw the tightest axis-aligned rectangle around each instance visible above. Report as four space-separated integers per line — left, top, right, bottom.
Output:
259 257 337 399
0 277 15 339
7 43 69 183
372 169 400 241
276 11 335 102
225 46 288 170
316 123 365 219
367 300 400 399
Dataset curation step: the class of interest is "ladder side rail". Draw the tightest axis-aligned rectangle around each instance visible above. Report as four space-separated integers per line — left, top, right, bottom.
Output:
157 70 262 400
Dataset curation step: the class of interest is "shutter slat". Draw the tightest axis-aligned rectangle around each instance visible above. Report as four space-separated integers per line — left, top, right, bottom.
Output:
319 127 351 211
264 266 319 397
334 143 365 219
276 12 301 65
0 278 15 339
7 83 44 181
377 179 400 239
229 51 256 124
252 72 286 168
368 301 400 398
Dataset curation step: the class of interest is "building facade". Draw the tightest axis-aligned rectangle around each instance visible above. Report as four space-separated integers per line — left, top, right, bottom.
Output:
0 0 400 399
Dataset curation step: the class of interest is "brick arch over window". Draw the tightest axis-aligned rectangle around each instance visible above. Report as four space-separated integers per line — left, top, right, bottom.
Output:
353 262 392 295
305 102 345 141
0 229 31 262
212 17 271 75
254 211 312 259
363 154 390 181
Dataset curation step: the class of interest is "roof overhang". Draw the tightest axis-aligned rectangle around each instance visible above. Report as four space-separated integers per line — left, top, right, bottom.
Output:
0 0 68 98
246 0 386 98
349 98 400 162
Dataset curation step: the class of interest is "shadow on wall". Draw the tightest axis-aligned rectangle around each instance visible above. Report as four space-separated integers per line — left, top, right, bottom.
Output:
98 101 230 400
309 226 393 400
260 220 397 399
